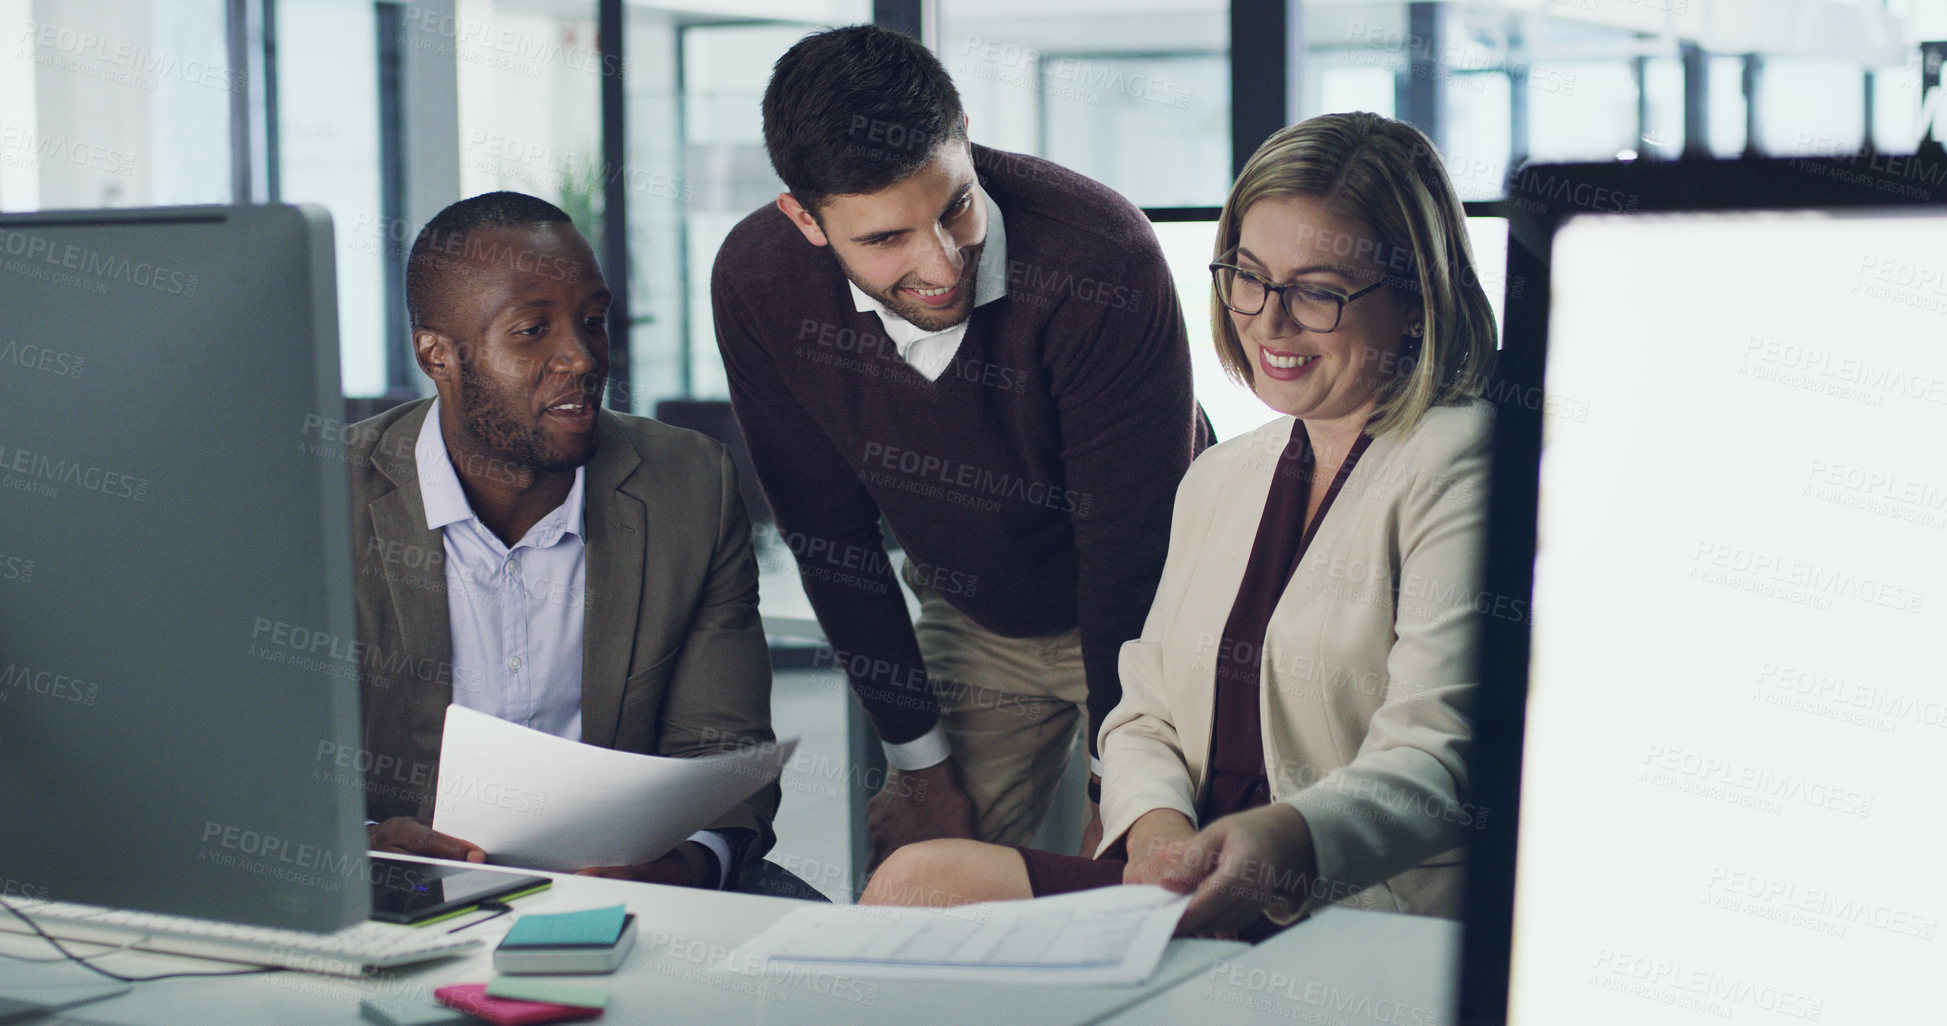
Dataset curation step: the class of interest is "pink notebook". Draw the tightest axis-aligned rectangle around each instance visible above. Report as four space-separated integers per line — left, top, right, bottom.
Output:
432 984 602 1026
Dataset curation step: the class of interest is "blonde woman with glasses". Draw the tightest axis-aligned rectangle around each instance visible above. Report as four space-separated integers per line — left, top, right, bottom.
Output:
862 112 1497 939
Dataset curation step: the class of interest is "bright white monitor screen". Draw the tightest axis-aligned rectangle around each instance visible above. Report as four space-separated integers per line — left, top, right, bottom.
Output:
1510 209 1946 1024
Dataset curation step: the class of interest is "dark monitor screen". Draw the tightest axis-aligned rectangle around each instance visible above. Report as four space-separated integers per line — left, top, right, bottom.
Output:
0 204 367 933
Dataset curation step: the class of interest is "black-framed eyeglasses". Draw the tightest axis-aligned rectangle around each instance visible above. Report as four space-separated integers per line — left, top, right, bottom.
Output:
1208 263 1387 333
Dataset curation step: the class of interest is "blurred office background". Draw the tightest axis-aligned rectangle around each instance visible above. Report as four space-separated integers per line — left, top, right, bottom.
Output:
4 0 1939 422
3 0 1940 897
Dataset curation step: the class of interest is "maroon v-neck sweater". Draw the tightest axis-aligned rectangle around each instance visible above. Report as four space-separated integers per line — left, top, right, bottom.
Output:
712 144 1207 754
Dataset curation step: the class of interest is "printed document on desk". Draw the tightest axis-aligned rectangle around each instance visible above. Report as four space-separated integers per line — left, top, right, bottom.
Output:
432 706 796 872
724 886 1190 986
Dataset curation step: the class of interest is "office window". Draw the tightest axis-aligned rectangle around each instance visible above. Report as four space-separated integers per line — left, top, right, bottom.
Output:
1150 218 1264 440
1707 54 1748 156
0 0 231 211
1870 54 1924 151
1444 70 1510 201
1305 0 1401 123
1527 61 1639 163
614 7 687 410
678 20 855 402
277 0 386 397
1641 56 1683 158
940 0 1230 208
1040 53 1228 207
1755 56 1865 156
617 8 869 409
449 1 602 221
1316 65 1397 120
288 0 606 400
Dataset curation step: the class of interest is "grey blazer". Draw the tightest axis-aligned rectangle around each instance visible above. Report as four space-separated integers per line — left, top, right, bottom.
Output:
346 398 778 878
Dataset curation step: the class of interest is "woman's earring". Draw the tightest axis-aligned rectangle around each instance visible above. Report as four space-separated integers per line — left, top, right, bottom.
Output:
1407 322 1425 338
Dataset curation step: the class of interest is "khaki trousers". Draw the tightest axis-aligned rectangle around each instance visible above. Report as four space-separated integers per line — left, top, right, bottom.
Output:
902 560 1090 848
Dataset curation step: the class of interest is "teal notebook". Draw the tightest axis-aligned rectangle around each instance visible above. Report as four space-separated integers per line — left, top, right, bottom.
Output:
499 905 628 947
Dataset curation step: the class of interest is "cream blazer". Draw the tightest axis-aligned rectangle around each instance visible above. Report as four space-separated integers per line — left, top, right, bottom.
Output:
1098 400 1491 919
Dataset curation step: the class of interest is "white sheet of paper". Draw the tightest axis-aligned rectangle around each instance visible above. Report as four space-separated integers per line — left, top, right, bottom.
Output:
431 705 797 872
721 885 1190 986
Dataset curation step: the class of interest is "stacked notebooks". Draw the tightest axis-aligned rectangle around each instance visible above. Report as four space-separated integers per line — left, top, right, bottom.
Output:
361 906 635 1026
494 905 638 974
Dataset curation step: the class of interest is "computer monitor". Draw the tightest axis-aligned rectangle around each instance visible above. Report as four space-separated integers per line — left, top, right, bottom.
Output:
0 204 367 933
1465 159 1947 1023
1149 208 1508 442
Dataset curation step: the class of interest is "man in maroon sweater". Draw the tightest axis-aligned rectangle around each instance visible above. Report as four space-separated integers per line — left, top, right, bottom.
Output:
714 25 1206 871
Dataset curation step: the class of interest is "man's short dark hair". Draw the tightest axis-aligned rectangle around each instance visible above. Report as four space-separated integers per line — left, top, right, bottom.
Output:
405 191 574 331
762 24 966 214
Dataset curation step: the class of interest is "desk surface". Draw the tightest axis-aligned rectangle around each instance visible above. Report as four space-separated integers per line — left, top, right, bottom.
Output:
1099 906 1461 1026
0 857 1269 1026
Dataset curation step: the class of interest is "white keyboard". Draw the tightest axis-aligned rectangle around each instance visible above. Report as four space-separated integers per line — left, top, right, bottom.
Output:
0 900 487 977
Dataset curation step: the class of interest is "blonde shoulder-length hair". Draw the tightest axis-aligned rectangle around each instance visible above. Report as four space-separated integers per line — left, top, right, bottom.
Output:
1213 112 1496 437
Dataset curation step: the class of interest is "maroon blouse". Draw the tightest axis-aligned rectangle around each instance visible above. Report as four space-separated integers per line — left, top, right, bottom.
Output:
1200 420 1373 821
1013 419 1373 927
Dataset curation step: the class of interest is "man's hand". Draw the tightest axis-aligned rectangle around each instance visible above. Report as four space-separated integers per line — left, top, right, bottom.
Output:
866 761 976 872
1119 808 1198 887
575 841 718 889
1160 804 1316 936
367 818 486 863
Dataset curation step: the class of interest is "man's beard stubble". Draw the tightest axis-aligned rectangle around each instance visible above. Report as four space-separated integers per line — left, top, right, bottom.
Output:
455 359 595 475
838 241 983 333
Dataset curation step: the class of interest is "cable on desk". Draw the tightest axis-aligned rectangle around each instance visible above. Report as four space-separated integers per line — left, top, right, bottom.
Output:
0 935 142 962
446 899 513 934
0 897 286 984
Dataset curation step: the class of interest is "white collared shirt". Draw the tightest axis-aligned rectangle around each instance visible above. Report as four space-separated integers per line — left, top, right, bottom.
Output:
845 188 1009 381
415 402 732 884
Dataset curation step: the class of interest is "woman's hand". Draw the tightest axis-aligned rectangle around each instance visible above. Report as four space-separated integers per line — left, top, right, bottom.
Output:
1160 804 1316 935
1120 808 1198 887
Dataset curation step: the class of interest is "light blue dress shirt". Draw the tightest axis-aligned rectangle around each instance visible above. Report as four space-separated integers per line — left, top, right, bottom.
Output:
415 402 732 885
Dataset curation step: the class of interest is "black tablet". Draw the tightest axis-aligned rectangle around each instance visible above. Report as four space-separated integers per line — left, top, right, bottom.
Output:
368 857 551 926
